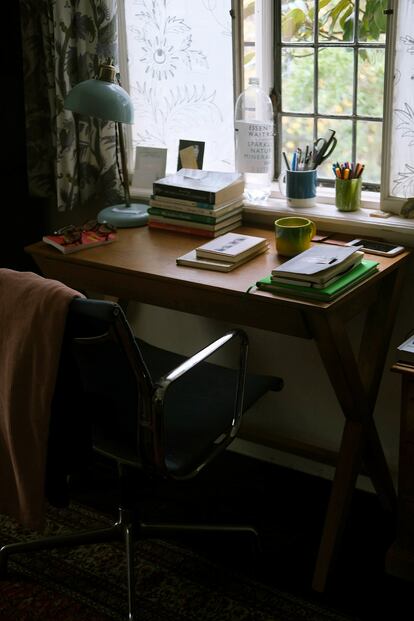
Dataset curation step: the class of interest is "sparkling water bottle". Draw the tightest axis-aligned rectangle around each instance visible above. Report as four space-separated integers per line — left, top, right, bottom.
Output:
234 77 274 201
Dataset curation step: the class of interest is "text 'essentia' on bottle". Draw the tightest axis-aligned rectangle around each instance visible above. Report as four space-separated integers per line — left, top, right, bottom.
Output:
234 77 274 201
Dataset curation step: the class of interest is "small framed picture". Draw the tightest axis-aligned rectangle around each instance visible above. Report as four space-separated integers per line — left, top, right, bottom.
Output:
177 140 205 170
132 146 168 191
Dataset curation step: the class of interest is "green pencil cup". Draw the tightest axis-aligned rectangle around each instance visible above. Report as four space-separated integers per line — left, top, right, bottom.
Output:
335 177 362 212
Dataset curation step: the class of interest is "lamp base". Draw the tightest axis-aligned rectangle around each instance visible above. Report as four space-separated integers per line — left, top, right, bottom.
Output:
97 203 149 228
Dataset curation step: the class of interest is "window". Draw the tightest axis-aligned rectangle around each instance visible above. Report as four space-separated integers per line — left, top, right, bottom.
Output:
279 0 386 190
121 0 413 211
122 0 234 174
242 0 414 208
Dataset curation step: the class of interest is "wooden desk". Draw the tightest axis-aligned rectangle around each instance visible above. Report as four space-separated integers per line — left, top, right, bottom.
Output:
26 225 410 592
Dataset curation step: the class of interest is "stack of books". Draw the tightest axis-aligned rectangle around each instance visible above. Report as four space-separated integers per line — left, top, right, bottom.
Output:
176 232 269 272
149 169 244 237
256 244 379 301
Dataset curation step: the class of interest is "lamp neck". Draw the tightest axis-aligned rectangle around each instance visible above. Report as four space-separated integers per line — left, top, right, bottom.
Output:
98 62 117 83
117 123 131 206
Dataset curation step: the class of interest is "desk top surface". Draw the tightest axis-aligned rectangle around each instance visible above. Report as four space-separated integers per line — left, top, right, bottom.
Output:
26 224 409 289
26 227 410 324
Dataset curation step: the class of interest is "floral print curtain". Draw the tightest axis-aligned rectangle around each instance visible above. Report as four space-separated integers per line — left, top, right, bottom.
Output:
19 0 123 227
390 0 414 200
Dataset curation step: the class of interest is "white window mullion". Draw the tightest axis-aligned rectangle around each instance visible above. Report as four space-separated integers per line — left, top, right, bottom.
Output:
255 0 274 96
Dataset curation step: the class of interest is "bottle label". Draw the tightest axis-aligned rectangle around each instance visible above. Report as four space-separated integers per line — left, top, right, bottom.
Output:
235 120 274 173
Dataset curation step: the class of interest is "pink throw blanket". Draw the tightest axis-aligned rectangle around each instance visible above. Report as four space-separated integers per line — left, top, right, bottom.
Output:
0 269 82 529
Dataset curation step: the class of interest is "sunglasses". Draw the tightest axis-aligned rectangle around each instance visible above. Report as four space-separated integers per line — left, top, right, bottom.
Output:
54 220 117 245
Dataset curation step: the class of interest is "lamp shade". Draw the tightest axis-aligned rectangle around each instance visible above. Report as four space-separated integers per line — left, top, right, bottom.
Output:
64 78 134 124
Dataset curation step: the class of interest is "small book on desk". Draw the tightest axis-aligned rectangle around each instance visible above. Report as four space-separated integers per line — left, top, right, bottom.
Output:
272 244 362 286
195 232 268 263
176 246 266 272
42 230 117 254
153 169 244 204
256 259 379 301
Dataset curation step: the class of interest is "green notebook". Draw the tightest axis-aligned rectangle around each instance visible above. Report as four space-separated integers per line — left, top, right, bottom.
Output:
255 259 379 301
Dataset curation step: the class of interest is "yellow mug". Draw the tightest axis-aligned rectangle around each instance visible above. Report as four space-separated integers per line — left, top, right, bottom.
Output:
274 217 316 257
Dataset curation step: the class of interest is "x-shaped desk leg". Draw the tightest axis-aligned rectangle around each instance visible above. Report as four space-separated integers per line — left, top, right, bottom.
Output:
308 266 406 592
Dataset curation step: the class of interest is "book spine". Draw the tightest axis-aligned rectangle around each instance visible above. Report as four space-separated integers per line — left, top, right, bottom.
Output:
152 184 215 204
257 282 326 300
271 276 313 287
148 221 216 237
148 207 218 225
151 195 214 210
149 215 220 230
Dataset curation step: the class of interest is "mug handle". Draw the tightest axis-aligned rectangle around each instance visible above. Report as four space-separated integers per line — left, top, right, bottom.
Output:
310 221 317 240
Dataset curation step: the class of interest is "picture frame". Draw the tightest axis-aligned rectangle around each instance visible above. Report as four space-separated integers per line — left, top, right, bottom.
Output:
177 140 205 170
132 146 168 191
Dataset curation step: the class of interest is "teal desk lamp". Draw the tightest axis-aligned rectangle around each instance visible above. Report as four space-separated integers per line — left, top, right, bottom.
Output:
64 60 148 227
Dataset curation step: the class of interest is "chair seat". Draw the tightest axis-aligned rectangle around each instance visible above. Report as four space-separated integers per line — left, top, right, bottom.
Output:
92 338 281 477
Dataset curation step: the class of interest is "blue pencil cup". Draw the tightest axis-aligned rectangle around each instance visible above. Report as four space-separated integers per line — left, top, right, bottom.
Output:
279 169 317 207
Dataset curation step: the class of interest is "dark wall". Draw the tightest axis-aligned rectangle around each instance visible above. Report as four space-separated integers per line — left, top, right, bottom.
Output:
1 4 44 270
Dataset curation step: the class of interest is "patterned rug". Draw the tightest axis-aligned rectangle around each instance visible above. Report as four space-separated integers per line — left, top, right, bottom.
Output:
0 503 357 621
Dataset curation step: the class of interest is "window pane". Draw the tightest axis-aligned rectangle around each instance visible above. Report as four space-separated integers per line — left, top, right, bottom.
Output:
281 116 314 168
357 121 382 184
317 118 352 179
125 0 233 173
282 49 314 113
282 0 314 42
358 0 387 43
357 48 384 117
318 47 353 116
244 0 256 80
319 0 356 42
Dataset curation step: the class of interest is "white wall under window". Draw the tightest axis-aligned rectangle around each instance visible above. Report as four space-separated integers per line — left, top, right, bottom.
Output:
123 0 234 174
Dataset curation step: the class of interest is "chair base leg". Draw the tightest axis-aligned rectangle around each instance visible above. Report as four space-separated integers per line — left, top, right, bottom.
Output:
0 523 123 576
0 509 258 621
140 521 261 556
140 521 258 538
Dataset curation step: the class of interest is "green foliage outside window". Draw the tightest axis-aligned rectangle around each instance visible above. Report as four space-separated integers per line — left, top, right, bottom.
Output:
282 0 388 184
243 1 389 184
282 0 387 43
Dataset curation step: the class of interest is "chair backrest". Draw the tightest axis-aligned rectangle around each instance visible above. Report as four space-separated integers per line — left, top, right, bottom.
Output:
62 298 263 482
65 298 156 470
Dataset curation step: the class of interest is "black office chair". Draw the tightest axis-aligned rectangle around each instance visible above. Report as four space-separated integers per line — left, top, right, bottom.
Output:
0 298 282 620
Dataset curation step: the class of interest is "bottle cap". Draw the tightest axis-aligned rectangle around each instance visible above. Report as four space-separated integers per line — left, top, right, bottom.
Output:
248 77 260 86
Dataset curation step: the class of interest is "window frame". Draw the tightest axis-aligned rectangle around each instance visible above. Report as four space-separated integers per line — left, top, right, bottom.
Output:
275 1 385 192
237 0 408 214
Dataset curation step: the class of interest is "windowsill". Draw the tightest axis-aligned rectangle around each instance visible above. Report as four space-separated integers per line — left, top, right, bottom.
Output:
131 185 414 246
243 197 414 245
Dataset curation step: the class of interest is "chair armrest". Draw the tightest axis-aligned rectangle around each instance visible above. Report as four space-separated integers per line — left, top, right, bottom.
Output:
164 330 247 383
154 329 248 403
151 329 248 476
